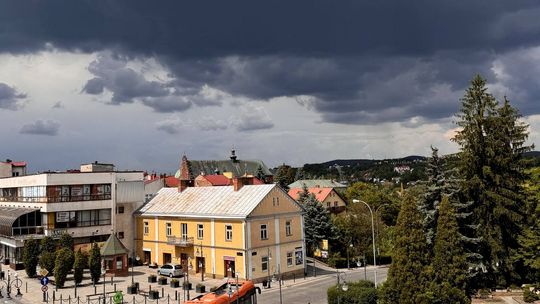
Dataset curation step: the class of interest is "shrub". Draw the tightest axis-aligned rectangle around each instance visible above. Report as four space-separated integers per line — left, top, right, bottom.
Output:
327 280 377 304
22 238 40 277
523 286 539 303
59 233 74 250
171 278 179 283
88 242 102 284
73 249 85 285
54 248 74 288
39 252 56 275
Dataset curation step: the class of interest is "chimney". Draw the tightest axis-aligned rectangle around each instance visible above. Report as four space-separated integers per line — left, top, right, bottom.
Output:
179 179 192 192
233 176 253 191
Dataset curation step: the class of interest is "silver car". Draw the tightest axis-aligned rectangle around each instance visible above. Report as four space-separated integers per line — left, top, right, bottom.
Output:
157 264 183 277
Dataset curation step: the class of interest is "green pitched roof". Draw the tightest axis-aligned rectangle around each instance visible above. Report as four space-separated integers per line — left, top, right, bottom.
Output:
100 234 129 256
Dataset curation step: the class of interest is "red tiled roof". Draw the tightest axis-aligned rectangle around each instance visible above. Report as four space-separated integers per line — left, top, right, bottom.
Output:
164 176 180 187
288 187 333 202
252 177 264 185
11 161 26 167
204 175 231 186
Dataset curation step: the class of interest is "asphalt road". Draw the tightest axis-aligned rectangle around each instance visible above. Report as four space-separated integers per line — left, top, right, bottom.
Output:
258 266 388 304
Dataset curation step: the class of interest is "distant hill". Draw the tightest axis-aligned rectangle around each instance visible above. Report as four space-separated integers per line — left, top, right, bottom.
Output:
319 155 427 168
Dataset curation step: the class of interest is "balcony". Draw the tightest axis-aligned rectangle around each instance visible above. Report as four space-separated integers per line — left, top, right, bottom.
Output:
0 194 111 203
166 236 194 247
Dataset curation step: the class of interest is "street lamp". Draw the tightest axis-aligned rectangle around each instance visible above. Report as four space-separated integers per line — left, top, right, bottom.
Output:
131 254 140 286
101 267 107 304
374 203 389 257
266 248 271 289
352 199 377 287
336 270 348 304
0 270 22 299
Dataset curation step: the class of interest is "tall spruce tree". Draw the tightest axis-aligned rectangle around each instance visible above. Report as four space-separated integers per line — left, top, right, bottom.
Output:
88 242 102 284
429 196 470 303
302 193 335 255
452 75 532 288
22 238 40 277
382 194 430 303
419 146 459 248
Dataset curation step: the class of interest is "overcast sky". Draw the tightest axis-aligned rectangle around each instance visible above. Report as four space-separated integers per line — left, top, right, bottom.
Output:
2 1 540 173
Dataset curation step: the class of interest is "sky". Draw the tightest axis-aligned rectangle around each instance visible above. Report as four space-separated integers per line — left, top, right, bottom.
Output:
2 1 540 173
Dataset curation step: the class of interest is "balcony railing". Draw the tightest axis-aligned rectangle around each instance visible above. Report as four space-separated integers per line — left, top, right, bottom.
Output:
0 194 111 203
166 236 194 247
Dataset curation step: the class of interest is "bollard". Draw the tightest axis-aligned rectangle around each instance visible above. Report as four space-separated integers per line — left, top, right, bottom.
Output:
145 296 147 304
111 276 113 286
53 291 56 301
293 273 296 283
75 283 77 298
162 287 164 297
60 294 63 302
78 296 80 304
149 285 152 291
69 295 71 303
175 291 177 301
114 283 117 292
167 294 170 304
94 285 97 294
26 281 28 293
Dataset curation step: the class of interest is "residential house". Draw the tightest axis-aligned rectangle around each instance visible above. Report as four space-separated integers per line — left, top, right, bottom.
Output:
288 179 347 190
136 177 305 282
288 187 347 214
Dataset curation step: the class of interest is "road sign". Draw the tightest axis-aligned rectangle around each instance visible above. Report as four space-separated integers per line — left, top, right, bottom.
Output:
113 291 123 304
41 285 48 292
39 268 49 277
40 277 49 286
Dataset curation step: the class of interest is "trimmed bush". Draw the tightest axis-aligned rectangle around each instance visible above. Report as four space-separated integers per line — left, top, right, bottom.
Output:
39 252 56 275
327 280 377 304
73 249 85 285
22 238 40 277
54 248 74 288
88 242 102 284
59 233 74 250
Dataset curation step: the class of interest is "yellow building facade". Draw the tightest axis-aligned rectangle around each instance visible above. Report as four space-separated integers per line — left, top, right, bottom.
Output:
136 182 305 281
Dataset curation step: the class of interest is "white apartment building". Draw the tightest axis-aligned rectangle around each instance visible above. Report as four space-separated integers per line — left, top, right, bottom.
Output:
0 162 144 269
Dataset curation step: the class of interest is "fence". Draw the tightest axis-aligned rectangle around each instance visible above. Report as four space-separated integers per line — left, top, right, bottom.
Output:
41 293 183 304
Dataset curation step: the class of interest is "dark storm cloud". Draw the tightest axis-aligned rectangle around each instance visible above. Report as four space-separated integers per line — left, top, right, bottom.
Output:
0 83 27 110
2 0 540 123
20 119 60 136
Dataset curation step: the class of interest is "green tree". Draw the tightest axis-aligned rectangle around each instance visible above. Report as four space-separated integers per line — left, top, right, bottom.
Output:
39 236 57 275
419 146 459 249
59 232 74 250
54 248 74 288
382 194 430 304
22 238 40 277
88 242 102 284
73 249 85 285
302 194 335 254
327 280 377 304
452 75 533 288
255 165 267 183
428 196 470 303
274 164 296 189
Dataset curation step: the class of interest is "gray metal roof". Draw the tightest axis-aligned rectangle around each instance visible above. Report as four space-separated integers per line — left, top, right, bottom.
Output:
288 179 347 189
101 233 129 256
138 184 276 219
0 207 39 236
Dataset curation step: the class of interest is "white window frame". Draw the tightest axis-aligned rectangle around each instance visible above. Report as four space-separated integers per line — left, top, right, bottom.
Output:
181 223 188 240
225 224 233 241
143 221 149 235
287 252 293 267
166 222 172 236
285 220 292 236
197 224 204 240
261 256 269 271
260 224 268 240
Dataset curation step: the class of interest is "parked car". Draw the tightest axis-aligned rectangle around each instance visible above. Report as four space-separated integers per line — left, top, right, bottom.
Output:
158 264 183 277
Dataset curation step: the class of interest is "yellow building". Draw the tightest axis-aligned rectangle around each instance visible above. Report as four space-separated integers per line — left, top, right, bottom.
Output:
136 178 305 281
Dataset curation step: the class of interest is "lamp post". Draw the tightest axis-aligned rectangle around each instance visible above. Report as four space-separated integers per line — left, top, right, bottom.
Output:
347 243 353 270
187 257 192 300
101 267 106 304
235 272 240 304
266 247 271 289
335 269 348 304
0 270 23 299
374 203 389 257
352 199 377 287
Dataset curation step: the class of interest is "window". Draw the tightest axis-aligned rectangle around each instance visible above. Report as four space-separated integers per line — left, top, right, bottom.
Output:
287 252 293 267
260 224 268 240
143 222 149 235
334 201 338 207
197 224 204 239
117 206 124 214
166 222 172 236
261 256 269 271
225 225 233 241
295 248 303 265
181 223 188 239
285 221 292 236
327 202 330 208
117 231 124 239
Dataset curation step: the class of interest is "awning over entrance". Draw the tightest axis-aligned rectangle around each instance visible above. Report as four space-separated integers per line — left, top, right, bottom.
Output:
0 206 39 236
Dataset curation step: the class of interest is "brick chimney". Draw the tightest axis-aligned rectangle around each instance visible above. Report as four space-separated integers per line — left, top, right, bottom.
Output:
233 176 253 191
178 154 194 192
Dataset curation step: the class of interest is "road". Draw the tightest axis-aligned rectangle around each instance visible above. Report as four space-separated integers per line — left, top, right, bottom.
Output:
258 266 388 304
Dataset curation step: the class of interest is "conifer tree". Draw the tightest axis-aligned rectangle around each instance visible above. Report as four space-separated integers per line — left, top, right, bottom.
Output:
382 194 430 303
419 146 459 248
39 236 57 275
452 75 532 288
73 249 85 285
429 196 470 303
59 232 74 250
255 165 267 183
302 194 335 254
22 238 40 277
54 248 74 288
88 242 102 284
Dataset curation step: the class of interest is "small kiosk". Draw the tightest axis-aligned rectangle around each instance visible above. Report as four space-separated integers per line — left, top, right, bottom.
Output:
101 234 129 277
